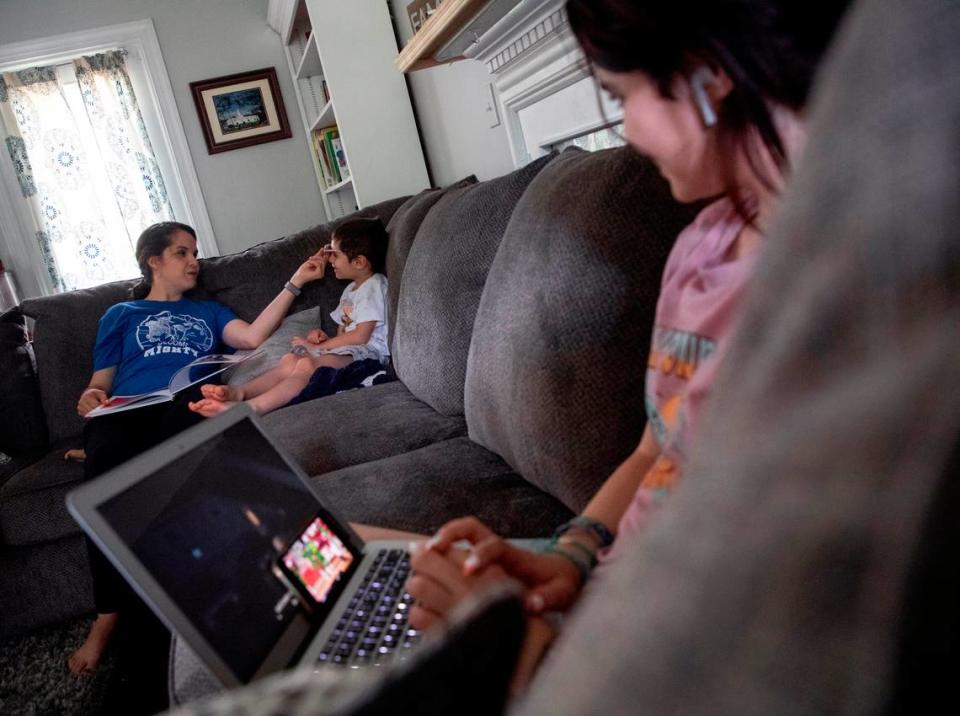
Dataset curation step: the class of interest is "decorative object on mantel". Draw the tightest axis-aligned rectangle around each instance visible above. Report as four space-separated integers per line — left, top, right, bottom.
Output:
189 67 291 154
407 0 445 35
396 0 524 72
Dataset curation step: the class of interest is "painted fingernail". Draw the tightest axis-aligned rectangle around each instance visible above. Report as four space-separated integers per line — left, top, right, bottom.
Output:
426 535 442 551
464 554 479 573
527 594 545 613
408 541 421 554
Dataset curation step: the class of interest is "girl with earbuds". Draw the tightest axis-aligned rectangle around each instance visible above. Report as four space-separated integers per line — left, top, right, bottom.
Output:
401 0 853 688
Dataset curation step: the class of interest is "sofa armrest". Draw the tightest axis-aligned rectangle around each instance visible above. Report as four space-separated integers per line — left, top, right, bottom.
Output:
0 308 48 458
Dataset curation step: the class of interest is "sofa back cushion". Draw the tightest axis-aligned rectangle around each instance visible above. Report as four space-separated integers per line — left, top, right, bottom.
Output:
0 309 48 455
392 154 556 416
464 147 701 511
21 280 137 442
385 177 477 354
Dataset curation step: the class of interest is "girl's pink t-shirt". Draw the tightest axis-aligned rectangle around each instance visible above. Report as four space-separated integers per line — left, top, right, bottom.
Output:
604 197 757 561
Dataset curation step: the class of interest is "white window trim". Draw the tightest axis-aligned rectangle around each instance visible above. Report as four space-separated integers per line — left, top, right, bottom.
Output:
0 19 217 298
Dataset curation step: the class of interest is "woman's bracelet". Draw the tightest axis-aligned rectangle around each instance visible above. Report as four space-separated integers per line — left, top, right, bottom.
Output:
552 516 615 549
284 280 302 297
541 539 595 586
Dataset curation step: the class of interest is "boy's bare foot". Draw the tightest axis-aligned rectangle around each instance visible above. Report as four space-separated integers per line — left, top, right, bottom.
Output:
68 612 118 676
199 383 242 402
64 448 86 462
188 398 237 417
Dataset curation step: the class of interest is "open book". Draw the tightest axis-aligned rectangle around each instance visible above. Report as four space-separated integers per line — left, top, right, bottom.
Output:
86 351 264 418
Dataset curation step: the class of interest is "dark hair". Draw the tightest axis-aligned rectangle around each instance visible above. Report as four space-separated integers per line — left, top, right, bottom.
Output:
566 0 852 215
332 217 388 274
130 221 197 299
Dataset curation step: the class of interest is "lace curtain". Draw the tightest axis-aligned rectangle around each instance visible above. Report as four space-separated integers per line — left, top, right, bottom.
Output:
0 50 174 292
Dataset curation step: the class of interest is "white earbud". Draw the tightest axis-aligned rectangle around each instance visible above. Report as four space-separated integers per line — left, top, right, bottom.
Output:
688 66 718 128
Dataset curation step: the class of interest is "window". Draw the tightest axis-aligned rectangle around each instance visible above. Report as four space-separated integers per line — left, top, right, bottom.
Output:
0 20 214 298
548 123 626 153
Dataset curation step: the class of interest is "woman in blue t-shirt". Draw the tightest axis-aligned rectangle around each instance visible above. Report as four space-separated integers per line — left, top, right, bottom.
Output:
68 221 325 696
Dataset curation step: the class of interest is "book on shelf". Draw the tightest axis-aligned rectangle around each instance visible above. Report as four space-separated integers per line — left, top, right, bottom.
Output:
310 131 334 188
330 136 350 179
320 126 342 184
85 350 263 417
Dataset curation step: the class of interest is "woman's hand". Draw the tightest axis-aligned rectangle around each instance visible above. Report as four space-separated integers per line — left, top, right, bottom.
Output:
291 254 326 286
407 542 516 630
428 517 585 614
77 388 107 417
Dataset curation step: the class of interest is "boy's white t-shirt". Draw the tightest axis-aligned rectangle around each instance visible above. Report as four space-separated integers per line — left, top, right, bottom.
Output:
329 273 389 361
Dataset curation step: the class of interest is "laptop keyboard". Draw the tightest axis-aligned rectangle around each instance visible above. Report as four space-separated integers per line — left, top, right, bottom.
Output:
317 549 421 667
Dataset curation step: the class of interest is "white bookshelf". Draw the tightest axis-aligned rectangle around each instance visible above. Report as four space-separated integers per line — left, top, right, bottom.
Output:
269 0 430 219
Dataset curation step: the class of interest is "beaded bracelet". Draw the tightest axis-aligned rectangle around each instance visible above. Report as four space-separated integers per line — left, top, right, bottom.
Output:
542 540 593 586
552 516 615 549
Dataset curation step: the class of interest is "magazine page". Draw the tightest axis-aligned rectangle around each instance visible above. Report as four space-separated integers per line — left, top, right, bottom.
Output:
166 350 265 394
85 390 172 418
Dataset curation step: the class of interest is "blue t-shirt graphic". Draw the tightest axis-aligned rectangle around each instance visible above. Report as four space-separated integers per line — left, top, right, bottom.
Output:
94 299 237 396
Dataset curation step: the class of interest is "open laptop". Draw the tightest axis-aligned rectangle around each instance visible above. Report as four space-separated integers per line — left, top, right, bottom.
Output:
67 404 420 688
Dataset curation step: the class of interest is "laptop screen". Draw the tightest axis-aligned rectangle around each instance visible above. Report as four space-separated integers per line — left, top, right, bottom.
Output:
96 416 362 682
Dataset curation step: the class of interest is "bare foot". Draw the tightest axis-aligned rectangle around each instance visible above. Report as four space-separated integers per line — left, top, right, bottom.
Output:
68 612 118 676
64 448 86 462
188 398 237 417
199 383 242 402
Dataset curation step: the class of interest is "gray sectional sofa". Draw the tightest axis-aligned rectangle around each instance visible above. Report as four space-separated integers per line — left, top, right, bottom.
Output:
0 146 698 640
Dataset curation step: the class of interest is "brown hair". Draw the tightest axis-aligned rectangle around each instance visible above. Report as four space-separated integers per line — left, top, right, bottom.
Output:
332 217 388 274
129 222 197 299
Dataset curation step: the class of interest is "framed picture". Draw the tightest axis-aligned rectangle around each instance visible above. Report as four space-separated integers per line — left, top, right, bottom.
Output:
189 67 292 154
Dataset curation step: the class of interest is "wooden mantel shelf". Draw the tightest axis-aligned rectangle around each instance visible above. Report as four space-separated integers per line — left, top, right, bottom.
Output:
396 0 494 72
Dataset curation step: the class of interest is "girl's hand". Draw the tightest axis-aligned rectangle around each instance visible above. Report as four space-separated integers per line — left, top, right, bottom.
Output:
427 517 584 614
406 542 515 631
77 388 107 417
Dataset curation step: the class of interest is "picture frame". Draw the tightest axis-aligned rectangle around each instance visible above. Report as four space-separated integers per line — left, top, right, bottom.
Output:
189 67 292 155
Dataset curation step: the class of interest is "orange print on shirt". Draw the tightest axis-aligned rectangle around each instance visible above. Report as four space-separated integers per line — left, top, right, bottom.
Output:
640 455 680 492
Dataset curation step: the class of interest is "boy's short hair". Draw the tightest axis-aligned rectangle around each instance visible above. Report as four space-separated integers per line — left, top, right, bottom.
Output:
332 217 388 274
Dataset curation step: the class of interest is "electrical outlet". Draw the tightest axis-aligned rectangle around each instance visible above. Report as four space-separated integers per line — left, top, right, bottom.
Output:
484 82 501 129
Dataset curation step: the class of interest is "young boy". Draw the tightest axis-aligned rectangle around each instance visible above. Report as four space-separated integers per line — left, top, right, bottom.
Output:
188 217 389 417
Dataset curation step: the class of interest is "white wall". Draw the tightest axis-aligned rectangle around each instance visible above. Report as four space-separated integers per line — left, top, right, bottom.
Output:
387 0 515 186
0 0 325 265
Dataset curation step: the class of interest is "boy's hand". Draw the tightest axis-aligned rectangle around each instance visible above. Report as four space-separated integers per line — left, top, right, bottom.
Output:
306 328 328 344
77 388 107 417
290 330 328 349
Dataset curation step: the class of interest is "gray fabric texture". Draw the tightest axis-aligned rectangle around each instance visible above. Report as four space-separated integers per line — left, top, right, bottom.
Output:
392 153 557 415
0 309 48 456
262 381 466 477
517 0 960 712
384 176 478 353
466 147 700 511
0 535 92 638
169 636 222 708
0 442 85 546
311 437 573 537
20 280 136 443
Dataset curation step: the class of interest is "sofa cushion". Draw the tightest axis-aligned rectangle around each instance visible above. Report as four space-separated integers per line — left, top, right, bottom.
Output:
464 147 701 512
0 443 85 546
392 154 556 416
226 308 318 385
0 309 48 456
262 381 466 477
21 280 136 443
385 177 477 352
310 437 573 537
